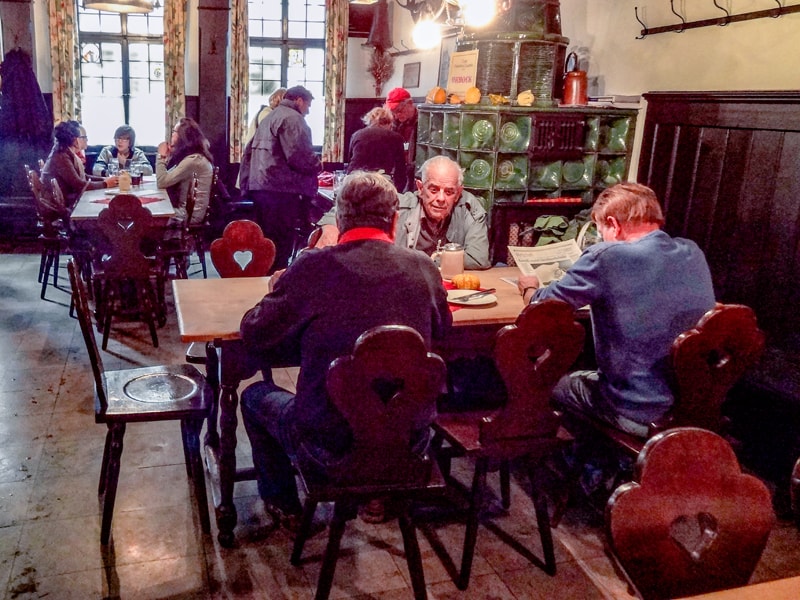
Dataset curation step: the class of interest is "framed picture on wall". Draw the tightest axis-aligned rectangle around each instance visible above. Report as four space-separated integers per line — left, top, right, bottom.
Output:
403 62 421 89
438 33 458 88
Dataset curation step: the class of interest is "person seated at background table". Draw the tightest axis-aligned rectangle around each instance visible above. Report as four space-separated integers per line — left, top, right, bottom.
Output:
317 155 490 269
40 121 118 219
92 125 154 177
156 117 213 228
239 170 451 529
518 182 715 436
346 106 407 192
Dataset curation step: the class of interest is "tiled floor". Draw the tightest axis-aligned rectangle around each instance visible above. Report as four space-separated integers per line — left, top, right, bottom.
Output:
2 248 800 599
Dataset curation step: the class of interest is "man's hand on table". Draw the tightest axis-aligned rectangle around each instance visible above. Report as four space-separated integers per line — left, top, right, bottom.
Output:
517 274 541 304
105 175 119 188
315 224 339 248
268 269 285 293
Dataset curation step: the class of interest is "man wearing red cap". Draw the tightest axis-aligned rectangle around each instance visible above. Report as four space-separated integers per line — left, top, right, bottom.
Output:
384 87 417 192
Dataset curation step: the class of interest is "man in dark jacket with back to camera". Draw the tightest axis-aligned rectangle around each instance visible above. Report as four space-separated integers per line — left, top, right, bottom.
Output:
239 170 452 528
239 85 321 271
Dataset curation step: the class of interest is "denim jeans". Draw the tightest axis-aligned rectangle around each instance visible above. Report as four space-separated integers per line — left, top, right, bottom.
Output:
240 381 303 516
551 370 650 438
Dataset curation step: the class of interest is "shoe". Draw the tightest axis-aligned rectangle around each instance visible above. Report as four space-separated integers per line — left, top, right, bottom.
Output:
264 503 303 536
359 498 387 524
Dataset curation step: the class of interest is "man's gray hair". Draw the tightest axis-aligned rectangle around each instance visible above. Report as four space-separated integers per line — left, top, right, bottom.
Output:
336 171 399 234
418 155 464 186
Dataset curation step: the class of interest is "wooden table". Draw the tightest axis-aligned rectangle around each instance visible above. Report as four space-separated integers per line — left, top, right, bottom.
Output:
70 178 175 221
173 267 525 546
682 576 800 599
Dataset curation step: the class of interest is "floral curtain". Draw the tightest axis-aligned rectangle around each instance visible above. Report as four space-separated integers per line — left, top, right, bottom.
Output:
164 0 187 140
322 0 348 163
229 0 249 162
48 0 80 122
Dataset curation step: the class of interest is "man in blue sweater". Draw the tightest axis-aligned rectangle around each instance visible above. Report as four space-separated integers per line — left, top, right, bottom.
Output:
518 183 715 436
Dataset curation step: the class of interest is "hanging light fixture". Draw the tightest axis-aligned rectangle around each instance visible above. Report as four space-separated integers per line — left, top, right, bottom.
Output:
395 0 498 49
83 0 154 14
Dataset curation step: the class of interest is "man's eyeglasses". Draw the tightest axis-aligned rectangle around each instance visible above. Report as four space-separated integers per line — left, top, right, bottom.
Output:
78 135 88 140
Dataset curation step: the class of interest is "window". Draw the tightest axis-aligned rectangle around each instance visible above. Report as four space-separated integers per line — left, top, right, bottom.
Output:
248 0 325 145
77 3 165 147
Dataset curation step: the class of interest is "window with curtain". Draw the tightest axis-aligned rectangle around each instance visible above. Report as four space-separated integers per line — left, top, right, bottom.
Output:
248 0 326 146
76 3 165 147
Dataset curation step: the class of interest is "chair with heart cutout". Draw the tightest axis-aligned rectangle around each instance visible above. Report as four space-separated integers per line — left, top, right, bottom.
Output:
606 427 775 600
209 219 276 278
186 219 277 444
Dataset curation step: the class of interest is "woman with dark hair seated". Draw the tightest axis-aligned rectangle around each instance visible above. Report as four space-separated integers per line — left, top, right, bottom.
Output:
92 124 154 177
40 121 118 218
156 117 214 228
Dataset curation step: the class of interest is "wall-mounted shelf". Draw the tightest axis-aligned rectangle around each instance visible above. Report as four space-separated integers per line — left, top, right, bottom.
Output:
636 2 800 37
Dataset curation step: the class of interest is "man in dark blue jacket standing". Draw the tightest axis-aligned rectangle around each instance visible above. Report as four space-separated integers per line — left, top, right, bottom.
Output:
239 85 321 271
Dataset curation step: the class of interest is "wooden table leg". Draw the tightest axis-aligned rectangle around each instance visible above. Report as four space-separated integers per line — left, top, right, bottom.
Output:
204 339 258 547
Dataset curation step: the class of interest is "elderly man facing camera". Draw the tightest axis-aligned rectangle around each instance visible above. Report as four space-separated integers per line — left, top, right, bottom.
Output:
317 155 490 269
239 171 452 529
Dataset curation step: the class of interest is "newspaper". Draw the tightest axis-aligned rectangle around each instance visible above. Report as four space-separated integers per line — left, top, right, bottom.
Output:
507 239 583 285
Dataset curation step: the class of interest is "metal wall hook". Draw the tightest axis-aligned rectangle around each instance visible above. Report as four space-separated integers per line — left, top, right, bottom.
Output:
670 0 686 32
635 6 649 39
713 0 731 25
772 0 784 17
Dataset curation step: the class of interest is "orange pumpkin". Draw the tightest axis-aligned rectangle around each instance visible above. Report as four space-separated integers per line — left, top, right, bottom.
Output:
426 86 447 104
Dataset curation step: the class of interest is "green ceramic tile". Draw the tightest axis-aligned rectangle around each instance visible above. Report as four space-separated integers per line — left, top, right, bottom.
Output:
460 152 494 188
584 117 600 151
495 154 528 190
561 155 595 189
529 161 562 190
498 116 531 152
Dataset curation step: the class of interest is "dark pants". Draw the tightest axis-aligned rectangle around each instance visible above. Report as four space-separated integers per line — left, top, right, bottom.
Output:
241 381 303 516
250 190 311 272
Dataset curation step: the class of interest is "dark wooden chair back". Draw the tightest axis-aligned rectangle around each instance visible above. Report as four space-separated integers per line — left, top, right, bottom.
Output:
481 299 585 451
606 427 775 600
68 260 108 414
658 303 766 433
96 194 154 278
210 219 276 277
314 325 447 487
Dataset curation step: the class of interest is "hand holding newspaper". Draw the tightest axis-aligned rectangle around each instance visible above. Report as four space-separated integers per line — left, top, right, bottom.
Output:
507 239 583 286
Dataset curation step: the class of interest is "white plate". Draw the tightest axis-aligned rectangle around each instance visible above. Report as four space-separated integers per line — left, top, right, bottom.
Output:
447 289 497 306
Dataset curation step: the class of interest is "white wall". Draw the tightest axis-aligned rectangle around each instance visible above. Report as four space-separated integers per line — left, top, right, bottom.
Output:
347 2 444 99
561 0 800 96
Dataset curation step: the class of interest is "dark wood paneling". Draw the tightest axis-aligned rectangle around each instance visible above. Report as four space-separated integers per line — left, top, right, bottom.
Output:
639 91 800 343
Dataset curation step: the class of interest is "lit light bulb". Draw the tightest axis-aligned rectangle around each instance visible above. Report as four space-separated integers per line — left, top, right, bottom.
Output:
412 19 442 50
461 0 496 27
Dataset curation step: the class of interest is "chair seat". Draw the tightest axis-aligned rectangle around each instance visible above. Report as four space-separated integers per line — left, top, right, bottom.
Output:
100 363 212 422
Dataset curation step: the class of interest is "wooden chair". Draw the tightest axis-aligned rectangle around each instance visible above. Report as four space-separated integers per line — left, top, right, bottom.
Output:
160 173 199 280
186 166 218 278
429 299 585 589
186 219 275 442
565 303 766 458
24 165 68 300
93 194 165 349
290 325 448 600
606 427 775 600
209 219 276 277
67 260 213 545
791 457 800 528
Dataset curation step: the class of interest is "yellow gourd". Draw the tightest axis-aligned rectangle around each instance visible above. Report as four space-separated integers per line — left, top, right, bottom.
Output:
464 87 482 104
426 86 447 104
448 93 463 104
488 93 510 106
516 90 535 106
452 273 481 290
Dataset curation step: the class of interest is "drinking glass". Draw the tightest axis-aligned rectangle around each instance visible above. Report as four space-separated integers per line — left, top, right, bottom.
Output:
333 170 346 195
107 159 119 176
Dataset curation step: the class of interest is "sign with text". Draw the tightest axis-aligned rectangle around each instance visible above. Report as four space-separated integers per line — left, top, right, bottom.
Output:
446 50 479 96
